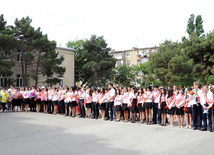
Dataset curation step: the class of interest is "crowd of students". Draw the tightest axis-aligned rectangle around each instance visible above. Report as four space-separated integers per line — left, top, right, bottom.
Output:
1 82 214 132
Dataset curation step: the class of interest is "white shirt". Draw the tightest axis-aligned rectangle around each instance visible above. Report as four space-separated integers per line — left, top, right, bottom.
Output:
159 94 167 108
114 95 123 105
108 88 116 102
167 95 175 107
92 92 99 102
152 90 161 103
175 94 186 107
70 91 77 102
23 90 31 99
145 91 153 103
122 92 130 105
48 89 53 100
193 89 202 103
58 89 66 100
99 93 107 103
85 94 92 103
42 91 48 101
8 88 15 95
52 92 59 101
200 91 213 108
30 89 37 98
78 90 86 100
137 94 143 104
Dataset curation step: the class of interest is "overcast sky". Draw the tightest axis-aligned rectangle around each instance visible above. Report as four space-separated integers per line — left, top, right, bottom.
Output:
1 0 214 50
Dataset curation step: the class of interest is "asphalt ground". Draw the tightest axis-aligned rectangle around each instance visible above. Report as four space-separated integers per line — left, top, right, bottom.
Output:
0 112 213 155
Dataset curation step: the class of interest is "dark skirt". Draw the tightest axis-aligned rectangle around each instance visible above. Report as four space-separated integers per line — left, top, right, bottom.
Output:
42 101 48 105
100 103 106 110
115 105 122 111
14 99 20 106
168 107 175 115
138 103 145 112
36 99 41 105
185 107 192 114
130 99 137 112
71 101 77 107
144 102 152 109
176 107 184 115
86 103 92 108
53 101 58 105
122 103 129 111
24 98 30 105
161 102 168 114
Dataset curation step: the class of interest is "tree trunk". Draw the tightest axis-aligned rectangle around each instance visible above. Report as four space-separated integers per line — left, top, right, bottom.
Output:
202 74 206 85
24 61 28 87
35 49 41 88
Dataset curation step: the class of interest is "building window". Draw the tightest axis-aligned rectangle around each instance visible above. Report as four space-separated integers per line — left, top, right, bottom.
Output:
137 51 139 55
116 53 121 57
126 51 130 57
0 74 11 88
59 54 64 66
116 61 121 66
141 58 148 64
126 60 130 65
59 78 64 86
0 51 11 61
155 48 158 53
142 49 147 54
137 60 141 65
113 53 116 57
16 74 23 87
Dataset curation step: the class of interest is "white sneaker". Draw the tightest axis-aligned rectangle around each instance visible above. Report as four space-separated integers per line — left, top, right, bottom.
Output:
177 126 180 128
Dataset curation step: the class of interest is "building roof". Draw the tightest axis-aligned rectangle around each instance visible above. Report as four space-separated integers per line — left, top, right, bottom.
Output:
56 46 77 52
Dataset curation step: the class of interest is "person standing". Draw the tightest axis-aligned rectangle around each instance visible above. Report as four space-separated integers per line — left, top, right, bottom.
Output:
114 89 123 122
77 87 86 118
144 86 153 125
70 86 78 117
122 87 130 122
167 88 176 127
52 88 59 115
31 86 37 112
99 87 107 120
200 85 213 132
8 85 15 111
7 91 13 111
192 81 202 130
58 86 65 115
48 86 54 114
152 85 161 124
0 88 8 112
137 88 145 124
106 83 116 121
159 88 167 126
91 88 100 119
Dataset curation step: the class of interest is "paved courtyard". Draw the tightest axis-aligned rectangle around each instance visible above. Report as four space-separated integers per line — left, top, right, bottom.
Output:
0 112 213 155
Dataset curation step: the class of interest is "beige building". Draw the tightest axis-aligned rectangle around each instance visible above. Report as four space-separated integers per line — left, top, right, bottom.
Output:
110 46 159 66
0 46 75 88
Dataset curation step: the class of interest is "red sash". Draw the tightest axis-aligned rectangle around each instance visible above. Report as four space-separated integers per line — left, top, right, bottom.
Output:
108 91 114 100
99 93 106 103
202 91 211 106
184 98 191 112
176 94 185 106
159 95 165 108
137 94 144 107
83 96 91 105
166 94 175 108
59 90 63 100
91 92 99 103
143 91 153 103
122 93 130 105
153 91 161 102
78 90 85 99
194 90 200 102
114 95 121 107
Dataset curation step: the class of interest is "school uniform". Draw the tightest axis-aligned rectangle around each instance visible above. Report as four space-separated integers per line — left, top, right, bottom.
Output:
70 91 78 107
159 94 168 114
167 95 176 115
114 95 123 111
152 90 161 124
192 89 202 129
85 94 92 108
106 88 116 120
99 93 107 110
200 91 213 131
144 91 153 109
36 92 41 106
30 89 37 112
41 91 48 105
52 92 59 106
175 94 185 115
48 89 54 114
130 92 137 112
78 90 86 117
58 89 65 114
185 96 193 114
122 92 130 111
137 94 145 112
24 91 31 105
13 93 20 107
92 92 100 119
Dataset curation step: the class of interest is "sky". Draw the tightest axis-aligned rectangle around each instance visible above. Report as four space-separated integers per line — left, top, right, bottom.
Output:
1 0 214 51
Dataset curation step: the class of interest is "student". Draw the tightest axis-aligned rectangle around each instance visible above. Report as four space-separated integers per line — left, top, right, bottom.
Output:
23 87 31 113
122 87 130 122
159 88 167 126
99 87 106 120
144 86 153 125
137 88 145 124
36 88 42 112
130 88 137 123
200 85 213 132
115 89 123 122
58 85 65 116
166 88 176 127
64 87 70 116
0 88 8 112
70 86 78 117
7 91 13 111
52 88 59 115
13 89 20 112
175 88 186 128
184 88 193 129
85 89 92 118
92 88 100 119
48 86 53 114
106 83 116 121
31 86 37 112
19 87 24 112
77 87 86 118
152 85 161 124
41 88 48 113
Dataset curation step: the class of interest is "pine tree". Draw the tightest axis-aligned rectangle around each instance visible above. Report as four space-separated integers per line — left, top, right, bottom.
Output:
82 35 116 87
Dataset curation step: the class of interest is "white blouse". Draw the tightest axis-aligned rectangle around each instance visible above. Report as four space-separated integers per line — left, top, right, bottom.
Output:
122 92 130 105
137 94 144 103
115 95 123 105
85 94 92 104
52 92 59 101
144 91 153 103
175 94 186 107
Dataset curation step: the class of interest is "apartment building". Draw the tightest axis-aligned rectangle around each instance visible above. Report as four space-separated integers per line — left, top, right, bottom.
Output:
110 46 159 66
0 46 75 88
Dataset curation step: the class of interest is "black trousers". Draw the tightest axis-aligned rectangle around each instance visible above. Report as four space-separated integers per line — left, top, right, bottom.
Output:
78 99 85 117
106 101 114 119
48 100 54 114
92 102 99 118
31 97 36 111
1 103 6 111
192 103 202 128
59 100 65 114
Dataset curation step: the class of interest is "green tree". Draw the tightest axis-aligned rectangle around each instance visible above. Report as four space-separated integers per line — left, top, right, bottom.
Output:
66 38 92 85
115 64 137 87
82 35 116 87
186 14 204 37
